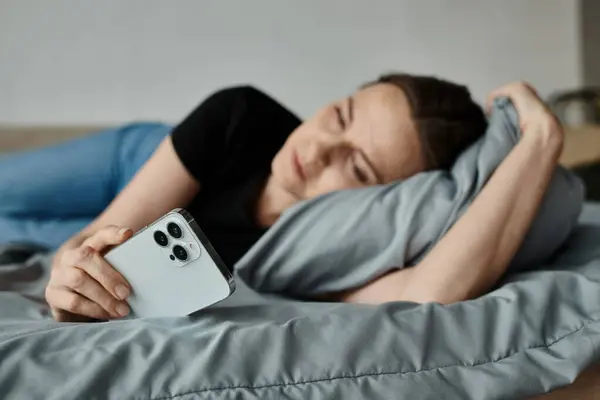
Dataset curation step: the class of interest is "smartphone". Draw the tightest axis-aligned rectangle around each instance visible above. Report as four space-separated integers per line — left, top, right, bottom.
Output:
104 208 235 317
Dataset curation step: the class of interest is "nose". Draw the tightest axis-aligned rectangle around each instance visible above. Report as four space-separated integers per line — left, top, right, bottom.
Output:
303 137 344 178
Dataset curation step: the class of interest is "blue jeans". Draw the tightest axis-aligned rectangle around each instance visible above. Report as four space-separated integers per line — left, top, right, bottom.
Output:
0 122 171 248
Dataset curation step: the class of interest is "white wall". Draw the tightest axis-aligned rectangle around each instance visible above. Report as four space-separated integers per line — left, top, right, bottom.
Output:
0 0 581 125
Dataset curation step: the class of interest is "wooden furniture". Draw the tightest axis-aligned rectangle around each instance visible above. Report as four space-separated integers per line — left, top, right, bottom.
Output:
561 125 600 168
0 125 106 153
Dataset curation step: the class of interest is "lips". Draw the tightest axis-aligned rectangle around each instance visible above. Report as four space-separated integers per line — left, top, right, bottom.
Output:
292 150 306 181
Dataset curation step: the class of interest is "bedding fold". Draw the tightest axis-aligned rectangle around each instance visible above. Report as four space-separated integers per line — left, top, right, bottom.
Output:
0 210 599 399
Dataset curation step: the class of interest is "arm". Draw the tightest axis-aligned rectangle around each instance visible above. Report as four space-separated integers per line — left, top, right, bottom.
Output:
343 82 564 305
55 136 199 257
55 85 256 260
46 137 200 321
46 86 254 322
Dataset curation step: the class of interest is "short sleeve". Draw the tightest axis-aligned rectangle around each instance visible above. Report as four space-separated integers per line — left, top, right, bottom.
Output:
170 86 251 184
171 85 302 186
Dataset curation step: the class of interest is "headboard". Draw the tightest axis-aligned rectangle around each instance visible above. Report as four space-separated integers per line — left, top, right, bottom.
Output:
0 125 105 153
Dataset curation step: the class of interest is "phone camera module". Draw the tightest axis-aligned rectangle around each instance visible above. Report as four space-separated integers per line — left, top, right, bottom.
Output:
167 222 183 239
172 245 188 261
153 230 169 247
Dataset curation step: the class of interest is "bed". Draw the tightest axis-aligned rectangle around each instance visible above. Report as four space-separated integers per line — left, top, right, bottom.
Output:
1 124 600 399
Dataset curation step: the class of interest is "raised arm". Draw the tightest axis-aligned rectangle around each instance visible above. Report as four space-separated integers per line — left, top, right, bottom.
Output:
343 82 564 305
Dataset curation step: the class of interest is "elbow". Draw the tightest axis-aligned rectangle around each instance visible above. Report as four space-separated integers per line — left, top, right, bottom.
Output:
343 284 474 306
400 269 484 305
341 267 485 306
402 288 484 305
399 291 470 306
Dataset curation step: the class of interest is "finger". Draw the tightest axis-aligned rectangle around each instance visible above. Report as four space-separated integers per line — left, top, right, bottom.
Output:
486 84 527 115
75 248 132 301
485 88 510 114
492 82 534 100
83 226 133 252
485 89 501 114
57 266 130 318
486 86 515 108
46 286 112 321
519 81 539 97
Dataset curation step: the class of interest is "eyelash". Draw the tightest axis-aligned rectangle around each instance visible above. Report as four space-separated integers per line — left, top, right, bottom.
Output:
334 106 346 130
351 156 368 183
334 103 368 183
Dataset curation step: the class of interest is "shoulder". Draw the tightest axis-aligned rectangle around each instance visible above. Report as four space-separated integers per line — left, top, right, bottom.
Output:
171 85 284 133
170 85 300 183
218 84 302 138
172 84 301 145
203 85 260 104
206 85 300 121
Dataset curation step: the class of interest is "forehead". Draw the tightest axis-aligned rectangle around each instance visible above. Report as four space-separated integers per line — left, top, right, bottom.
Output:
350 83 424 181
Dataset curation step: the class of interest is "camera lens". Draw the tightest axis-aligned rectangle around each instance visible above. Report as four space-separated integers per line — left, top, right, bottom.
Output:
167 222 182 239
153 231 168 247
172 245 188 261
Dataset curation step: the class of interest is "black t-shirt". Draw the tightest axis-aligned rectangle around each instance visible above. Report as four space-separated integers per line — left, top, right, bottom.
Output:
171 86 302 269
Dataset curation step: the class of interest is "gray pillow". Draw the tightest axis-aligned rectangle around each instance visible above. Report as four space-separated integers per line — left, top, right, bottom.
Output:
236 98 585 295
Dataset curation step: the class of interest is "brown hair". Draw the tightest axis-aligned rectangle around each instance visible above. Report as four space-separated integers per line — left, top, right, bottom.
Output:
366 73 488 170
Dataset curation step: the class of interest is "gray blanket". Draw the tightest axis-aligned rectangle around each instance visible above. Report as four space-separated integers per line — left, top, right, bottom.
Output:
0 206 599 399
0 100 597 399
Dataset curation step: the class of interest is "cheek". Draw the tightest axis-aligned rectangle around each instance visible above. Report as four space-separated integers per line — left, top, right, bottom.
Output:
271 143 287 174
306 167 357 198
273 125 303 169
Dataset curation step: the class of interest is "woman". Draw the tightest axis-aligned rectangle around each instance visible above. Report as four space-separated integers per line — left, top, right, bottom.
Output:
3 74 562 321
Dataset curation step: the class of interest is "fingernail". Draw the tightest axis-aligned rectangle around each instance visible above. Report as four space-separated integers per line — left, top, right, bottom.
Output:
118 228 129 237
115 284 130 300
116 303 130 317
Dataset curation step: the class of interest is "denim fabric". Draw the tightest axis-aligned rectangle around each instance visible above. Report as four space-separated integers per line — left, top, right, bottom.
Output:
0 122 170 247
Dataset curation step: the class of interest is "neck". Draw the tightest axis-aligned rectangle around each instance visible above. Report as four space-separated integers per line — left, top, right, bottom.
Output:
254 174 298 228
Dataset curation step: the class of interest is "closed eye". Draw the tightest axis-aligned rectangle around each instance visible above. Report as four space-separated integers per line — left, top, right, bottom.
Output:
334 105 346 130
351 153 372 184
353 162 369 183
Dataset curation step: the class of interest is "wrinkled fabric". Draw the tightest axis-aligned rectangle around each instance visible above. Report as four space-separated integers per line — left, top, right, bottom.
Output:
0 98 593 399
235 99 584 295
0 206 599 400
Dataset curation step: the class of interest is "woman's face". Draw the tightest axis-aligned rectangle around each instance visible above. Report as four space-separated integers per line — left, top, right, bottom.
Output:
271 83 426 201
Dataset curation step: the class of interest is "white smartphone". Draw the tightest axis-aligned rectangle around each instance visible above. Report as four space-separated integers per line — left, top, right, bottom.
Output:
104 208 235 318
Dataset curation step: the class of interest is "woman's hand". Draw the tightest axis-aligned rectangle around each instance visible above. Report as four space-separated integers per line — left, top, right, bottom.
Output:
486 82 564 156
45 226 133 322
